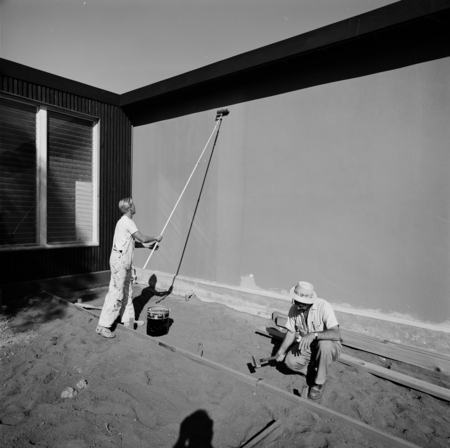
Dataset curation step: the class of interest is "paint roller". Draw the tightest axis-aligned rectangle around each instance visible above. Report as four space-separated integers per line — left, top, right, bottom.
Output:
215 109 229 120
142 108 230 270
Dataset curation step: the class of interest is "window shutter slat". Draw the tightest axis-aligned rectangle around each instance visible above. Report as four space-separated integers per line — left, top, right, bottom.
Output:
0 98 37 246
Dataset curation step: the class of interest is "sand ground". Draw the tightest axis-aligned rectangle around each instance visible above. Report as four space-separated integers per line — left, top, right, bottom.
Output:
1 282 450 448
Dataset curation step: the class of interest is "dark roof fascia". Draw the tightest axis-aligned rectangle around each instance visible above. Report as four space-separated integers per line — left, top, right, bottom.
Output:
0 58 120 106
1 0 448 120
120 0 450 111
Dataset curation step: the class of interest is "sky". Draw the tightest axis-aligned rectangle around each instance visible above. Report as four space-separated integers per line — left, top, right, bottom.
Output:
0 0 397 94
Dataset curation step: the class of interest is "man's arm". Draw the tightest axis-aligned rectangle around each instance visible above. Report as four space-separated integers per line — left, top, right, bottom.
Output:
132 231 162 245
316 325 341 342
276 329 296 361
298 325 341 351
135 241 159 249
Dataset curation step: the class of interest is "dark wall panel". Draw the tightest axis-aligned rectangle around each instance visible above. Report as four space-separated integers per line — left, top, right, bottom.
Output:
0 75 132 285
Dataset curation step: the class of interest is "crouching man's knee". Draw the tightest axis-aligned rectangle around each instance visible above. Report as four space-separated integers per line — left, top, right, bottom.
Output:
285 352 308 374
315 340 341 362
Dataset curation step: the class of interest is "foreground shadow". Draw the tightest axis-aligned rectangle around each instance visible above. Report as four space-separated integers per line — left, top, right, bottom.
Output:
173 410 214 448
3 292 68 332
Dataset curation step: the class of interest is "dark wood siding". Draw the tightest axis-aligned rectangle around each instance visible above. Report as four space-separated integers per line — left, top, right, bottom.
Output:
0 76 133 284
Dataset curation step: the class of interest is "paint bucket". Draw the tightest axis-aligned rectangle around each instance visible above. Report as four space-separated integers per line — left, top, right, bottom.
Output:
147 306 170 336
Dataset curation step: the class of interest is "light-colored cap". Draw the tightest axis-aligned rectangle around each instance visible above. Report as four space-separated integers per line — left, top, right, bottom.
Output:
290 281 317 304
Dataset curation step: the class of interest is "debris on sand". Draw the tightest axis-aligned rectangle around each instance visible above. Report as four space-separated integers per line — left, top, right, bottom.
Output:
76 379 88 390
61 387 78 399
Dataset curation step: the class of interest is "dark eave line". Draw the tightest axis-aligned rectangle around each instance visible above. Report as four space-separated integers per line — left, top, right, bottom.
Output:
1 0 449 123
119 0 450 109
0 59 120 106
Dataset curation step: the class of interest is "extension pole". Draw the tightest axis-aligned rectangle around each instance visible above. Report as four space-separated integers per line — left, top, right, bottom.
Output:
142 109 229 270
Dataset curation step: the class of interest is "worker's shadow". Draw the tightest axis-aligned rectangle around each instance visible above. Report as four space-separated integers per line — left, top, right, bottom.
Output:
133 274 173 321
173 409 214 448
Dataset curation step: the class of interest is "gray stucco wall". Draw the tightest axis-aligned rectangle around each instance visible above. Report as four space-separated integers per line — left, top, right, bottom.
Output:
132 57 450 324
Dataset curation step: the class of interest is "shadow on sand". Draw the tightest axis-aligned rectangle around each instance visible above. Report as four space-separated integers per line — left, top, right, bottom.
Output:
173 410 214 448
1 292 68 333
132 274 173 322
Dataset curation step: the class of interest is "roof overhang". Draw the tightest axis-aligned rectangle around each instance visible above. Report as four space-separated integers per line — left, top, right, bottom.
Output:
1 0 449 126
120 0 450 126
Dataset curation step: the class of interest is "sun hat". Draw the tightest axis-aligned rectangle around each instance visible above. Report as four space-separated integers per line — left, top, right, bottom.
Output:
290 281 317 304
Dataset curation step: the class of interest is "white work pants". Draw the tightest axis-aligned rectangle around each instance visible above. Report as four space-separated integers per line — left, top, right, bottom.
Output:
98 251 134 328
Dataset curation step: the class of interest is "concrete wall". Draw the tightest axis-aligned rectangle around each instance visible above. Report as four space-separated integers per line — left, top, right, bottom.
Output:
132 57 450 325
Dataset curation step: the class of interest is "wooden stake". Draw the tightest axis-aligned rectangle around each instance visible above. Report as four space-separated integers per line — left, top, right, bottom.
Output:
239 420 283 447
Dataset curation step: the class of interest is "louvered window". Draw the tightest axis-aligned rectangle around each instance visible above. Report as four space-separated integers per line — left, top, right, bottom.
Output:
0 98 38 246
47 113 94 244
0 94 99 250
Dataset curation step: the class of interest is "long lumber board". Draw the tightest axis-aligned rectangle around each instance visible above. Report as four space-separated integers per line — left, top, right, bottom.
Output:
257 326 450 402
75 303 103 310
272 311 450 374
239 420 283 447
152 341 420 448
43 291 421 448
143 336 420 447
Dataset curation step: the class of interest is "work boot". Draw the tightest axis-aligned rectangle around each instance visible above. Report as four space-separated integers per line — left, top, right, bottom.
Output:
308 383 325 400
95 325 116 338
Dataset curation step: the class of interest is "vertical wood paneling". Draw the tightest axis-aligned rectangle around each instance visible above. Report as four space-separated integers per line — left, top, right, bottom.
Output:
0 76 132 284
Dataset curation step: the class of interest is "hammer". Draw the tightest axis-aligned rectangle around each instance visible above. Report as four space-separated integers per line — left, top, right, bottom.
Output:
251 354 278 369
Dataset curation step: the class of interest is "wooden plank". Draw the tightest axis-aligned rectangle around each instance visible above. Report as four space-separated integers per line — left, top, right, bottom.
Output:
163 343 260 388
272 312 450 374
143 335 420 446
47 291 421 448
74 303 103 310
339 354 450 402
240 420 283 447
256 381 419 448
257 326 450 402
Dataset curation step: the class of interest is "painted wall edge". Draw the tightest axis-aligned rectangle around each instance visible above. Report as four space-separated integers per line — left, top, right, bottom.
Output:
135 268 450 355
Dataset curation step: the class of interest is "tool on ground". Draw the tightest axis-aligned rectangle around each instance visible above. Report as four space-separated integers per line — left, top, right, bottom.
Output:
300 385 309 399
252 354 279 369
142 108 230 270
75 303 103 310
185 292 196 302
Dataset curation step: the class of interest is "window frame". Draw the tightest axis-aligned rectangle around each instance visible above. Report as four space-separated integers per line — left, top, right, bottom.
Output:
0 92 100 251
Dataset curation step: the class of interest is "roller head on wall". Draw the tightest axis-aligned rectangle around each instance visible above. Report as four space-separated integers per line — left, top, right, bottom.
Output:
216 108 230 121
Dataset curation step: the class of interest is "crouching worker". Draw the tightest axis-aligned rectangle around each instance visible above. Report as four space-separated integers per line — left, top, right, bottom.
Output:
276 281 341 400
95 197 163 339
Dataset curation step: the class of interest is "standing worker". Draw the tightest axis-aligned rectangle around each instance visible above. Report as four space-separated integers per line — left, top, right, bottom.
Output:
95 197 163 338
276 281 341 400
